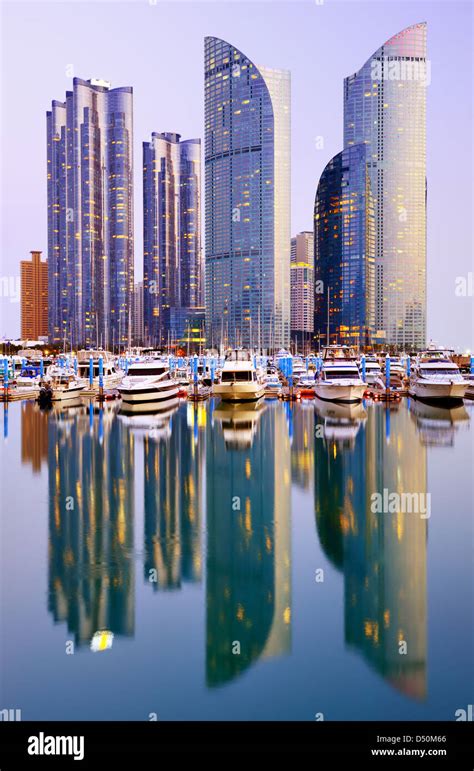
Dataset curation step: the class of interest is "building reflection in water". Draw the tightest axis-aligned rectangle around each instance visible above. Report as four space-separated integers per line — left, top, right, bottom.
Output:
315 402 428 700
142 401 204 590
291 400 315 490
21 401 48 473
206 400 291 687
47 401 135 647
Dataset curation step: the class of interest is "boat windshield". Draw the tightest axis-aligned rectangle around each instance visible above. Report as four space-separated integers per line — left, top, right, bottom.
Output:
221 371 253 382
128 367 166 377
225 350 252 363
419 367 459 376
324 370 359 380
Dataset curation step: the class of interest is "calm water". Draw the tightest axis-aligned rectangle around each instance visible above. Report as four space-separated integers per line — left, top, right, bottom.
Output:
1 396 473 721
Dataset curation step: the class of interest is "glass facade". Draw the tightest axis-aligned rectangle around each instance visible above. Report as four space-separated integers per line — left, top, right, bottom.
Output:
47 78 134 348
143 133 202 348
314 144 375 348
204 37 291 351
344 23 427 349
290 232 314 349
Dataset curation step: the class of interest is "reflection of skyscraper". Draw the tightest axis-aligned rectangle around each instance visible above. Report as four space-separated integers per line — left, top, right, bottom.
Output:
315 405 427 698
344 24 427 347
21 402 48 473
48 406 135 646
204 37 291 349
143 407 203 590
290 402 314 490
206 402 291 686
47 78 134 347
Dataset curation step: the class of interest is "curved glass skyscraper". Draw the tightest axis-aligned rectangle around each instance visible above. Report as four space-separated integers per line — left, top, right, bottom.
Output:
314 144 375 347
344 23 427 349
47 78 134 348
204 37 290 350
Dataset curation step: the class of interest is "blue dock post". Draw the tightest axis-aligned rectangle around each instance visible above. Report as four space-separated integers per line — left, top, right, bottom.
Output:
3 358 9 401
361 354 366 383
406 355 411 378
89 356 94 389
470 354 474 374
40 358 44 380
288 356 293 399
193 354 198 398
74 357 78 375
98 355 104 399
385 354 391 393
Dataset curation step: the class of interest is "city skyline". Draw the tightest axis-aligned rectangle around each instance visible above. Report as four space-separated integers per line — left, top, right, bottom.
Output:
1 1 472 350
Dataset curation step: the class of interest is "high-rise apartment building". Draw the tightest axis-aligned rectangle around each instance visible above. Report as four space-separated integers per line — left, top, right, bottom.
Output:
344 23 427 348
143 132 201 347
204 37 291 351
47 77 134 348
20 250 48 340
290 232 314 352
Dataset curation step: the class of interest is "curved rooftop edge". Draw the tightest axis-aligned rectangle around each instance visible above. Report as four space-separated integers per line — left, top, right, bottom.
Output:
314 143 367 208
205 35 273 96
346 22 427 79
72 76 133 94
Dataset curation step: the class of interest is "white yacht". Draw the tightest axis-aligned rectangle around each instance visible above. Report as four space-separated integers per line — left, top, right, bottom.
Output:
263 372 282 397
291 356 307 383
361 358 382 386
213 350 265 402
464 373 474 400
315 346 367 403
77 350 122 390
40 370 86 402
409 348 468 403
118 361 179 405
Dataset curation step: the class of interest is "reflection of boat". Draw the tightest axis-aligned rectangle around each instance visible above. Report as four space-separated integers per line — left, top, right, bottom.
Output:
409 348 468 403
213 400 266 449
213 350 265 402
118 398 178 437
409 399 470 446
118 361 179 405
315 397 367 443
119 396 179 416
90 630 114 653
315 346 366 403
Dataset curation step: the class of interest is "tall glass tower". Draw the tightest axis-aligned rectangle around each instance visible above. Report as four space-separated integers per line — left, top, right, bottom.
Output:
204 37 290 351
314 144 375 348
47 78 134 348
344 23 427 349
143 132 201 347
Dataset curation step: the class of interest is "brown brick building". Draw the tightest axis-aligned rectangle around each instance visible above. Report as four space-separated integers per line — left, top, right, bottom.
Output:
21 250 48 339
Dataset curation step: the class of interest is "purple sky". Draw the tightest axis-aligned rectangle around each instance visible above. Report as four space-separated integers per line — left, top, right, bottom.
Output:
1 0 472 349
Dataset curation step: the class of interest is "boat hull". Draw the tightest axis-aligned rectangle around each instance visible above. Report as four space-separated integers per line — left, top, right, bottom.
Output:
409 381 468 403
51 385 86 401
213 383 265 402
118 384 179 404
315 383 366 403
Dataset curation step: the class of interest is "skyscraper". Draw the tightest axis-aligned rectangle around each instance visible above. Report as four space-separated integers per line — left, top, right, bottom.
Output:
290 231 314 352
314 145 375 348
204 37 291 351
143 132 202 348
344 23 427 348
47 78 134 348
20 250 48 340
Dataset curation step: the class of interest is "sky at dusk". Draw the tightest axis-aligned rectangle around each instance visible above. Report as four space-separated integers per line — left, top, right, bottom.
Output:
0 0 472 348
